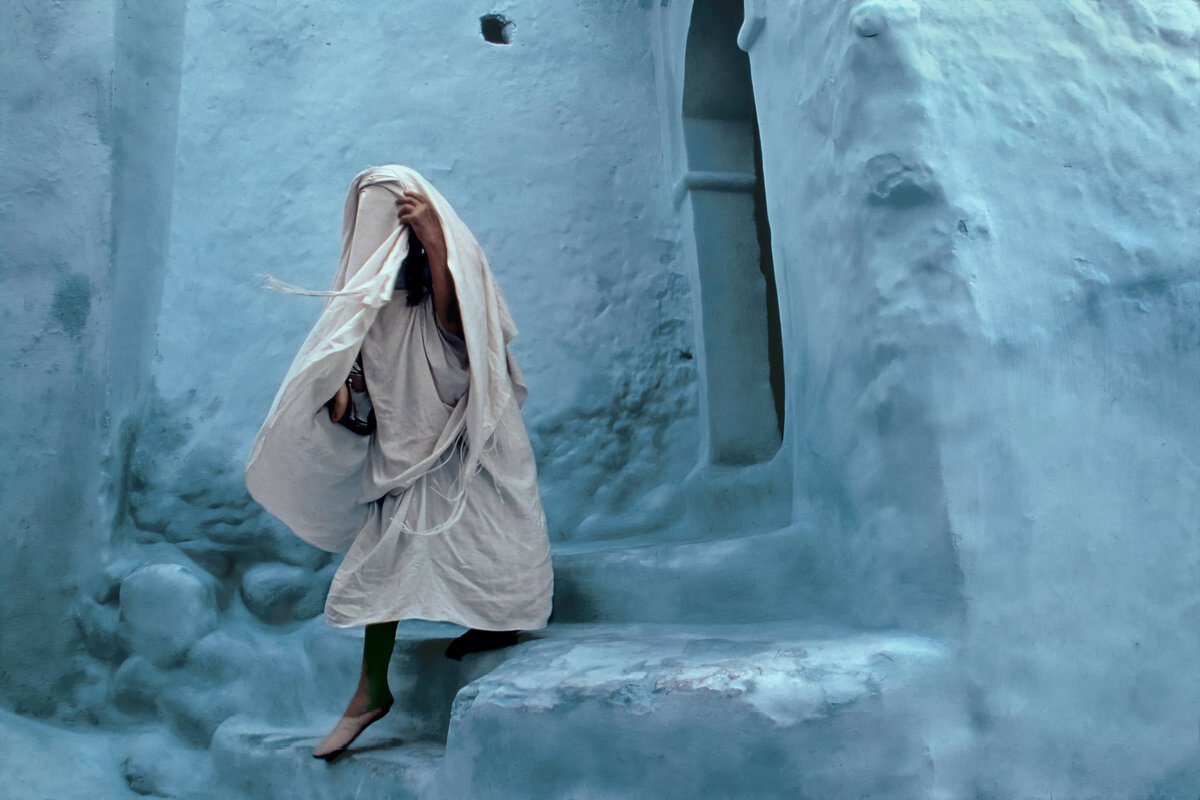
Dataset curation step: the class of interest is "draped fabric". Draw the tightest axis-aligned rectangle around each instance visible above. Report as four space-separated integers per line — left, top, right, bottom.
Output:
245 165 552 629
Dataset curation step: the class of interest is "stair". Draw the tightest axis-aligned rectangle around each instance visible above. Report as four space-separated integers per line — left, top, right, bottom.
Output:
549 520 837 624
207 619 962 800
211 719 442 800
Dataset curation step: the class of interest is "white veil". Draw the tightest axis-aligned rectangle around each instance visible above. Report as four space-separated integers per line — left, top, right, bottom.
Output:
245 164 530 551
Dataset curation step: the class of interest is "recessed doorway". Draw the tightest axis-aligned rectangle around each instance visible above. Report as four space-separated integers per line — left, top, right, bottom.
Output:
680 0 784 466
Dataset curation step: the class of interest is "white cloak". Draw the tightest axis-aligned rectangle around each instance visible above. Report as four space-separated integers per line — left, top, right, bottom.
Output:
245 164 553 629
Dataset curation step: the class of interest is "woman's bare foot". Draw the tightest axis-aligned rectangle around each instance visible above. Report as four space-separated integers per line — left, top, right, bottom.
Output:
444 628 520 661
312 685 395 760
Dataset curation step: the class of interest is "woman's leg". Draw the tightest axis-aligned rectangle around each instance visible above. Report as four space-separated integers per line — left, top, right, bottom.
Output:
345 620 398 713
312 620 397 759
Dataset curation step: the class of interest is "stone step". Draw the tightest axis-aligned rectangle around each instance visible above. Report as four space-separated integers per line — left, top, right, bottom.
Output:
169 522 837 750
288 617 513 744
210 716 443 800
440 621 965 799
549 520 838 624
208 620 965 799
140 616 510 751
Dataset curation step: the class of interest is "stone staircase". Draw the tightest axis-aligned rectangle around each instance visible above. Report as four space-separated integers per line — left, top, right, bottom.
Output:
208 622 960 799
203 527 967 799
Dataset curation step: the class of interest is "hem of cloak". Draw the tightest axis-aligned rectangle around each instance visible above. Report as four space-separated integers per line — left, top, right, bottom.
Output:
321 607 552 632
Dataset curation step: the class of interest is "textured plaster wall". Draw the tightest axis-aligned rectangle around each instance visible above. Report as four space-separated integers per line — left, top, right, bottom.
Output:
0 0 118 714
107 0 187 435
0 0 188 715
736 0 1199 794
149 0 701 548
2 2 1197 795
16 1 711 764
18 0 707 739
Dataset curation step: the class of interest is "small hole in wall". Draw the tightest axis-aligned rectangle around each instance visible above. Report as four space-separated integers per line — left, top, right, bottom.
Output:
480 14 514 44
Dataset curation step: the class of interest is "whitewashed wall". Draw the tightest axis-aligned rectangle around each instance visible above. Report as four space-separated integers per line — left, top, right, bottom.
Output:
150 0 701 546
0 0 187 713
726 0 1198 794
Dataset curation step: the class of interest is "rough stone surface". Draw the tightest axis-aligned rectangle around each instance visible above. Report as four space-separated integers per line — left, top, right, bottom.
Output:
118 563 217 667
111 655 164 715
72 597 127 663
441 623 961 800
240 562 312 622
120 730 213 799
0 708 142 799
211 717 442 800
292 562 337 621
201 621 964 800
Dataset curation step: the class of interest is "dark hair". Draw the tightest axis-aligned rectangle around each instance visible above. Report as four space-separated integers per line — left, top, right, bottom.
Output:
396 236 462 329
397 237 432 307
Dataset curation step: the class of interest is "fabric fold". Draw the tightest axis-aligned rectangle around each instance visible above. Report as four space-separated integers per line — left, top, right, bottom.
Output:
246 164 534 551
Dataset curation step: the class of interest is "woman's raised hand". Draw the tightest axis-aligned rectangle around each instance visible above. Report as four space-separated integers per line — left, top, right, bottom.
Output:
396 187 463 338
396 189 447 260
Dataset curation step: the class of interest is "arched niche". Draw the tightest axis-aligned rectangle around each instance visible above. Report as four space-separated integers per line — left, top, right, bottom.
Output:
679 0 784 466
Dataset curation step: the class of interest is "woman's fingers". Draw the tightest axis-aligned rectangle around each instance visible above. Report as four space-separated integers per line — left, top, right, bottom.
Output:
396 194 433 227
395 192 440 249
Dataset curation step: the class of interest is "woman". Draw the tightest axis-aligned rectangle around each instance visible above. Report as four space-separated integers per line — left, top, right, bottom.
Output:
245 165 554 760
